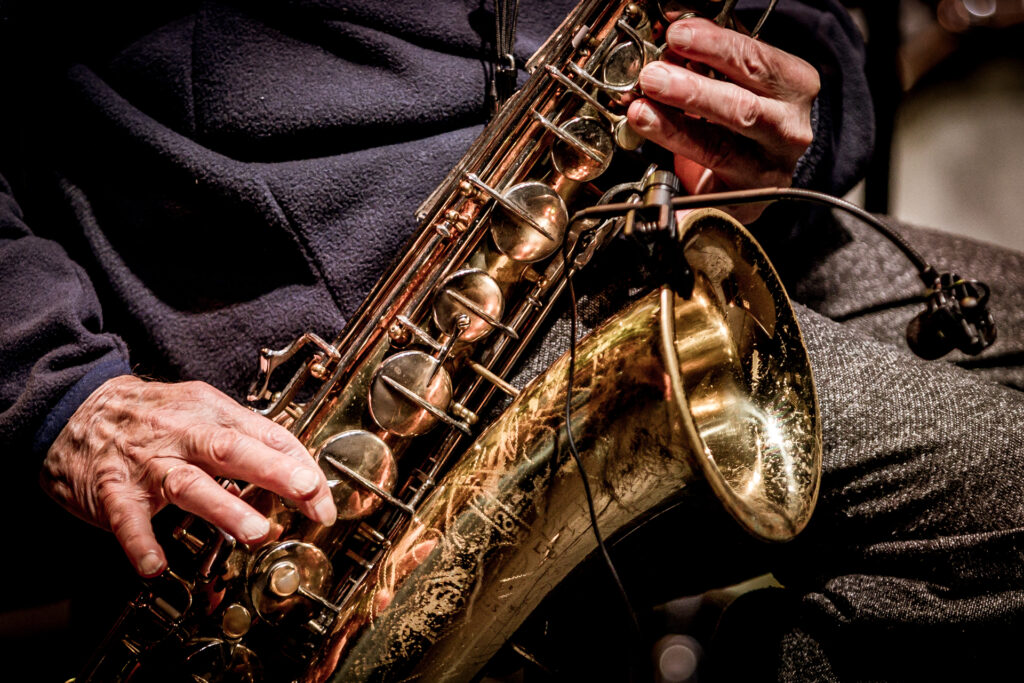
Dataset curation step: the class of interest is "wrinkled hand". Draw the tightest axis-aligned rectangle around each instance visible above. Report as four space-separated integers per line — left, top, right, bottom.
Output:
627 17 820 223
41 375 338 577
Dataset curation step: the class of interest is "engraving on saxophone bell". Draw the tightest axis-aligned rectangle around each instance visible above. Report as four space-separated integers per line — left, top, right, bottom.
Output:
76 4 818 681
369 350 460 436
433 269 510 342
250 541 333 624
316 430 398 520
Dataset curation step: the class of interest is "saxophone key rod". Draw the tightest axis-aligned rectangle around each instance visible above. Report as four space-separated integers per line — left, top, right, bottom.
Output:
543 64 643 150
321 454 416 517
464 172 556 241
441 287 520 339
355 522 391 548
429 314 470 382
297 585 342 615
394 314 442 351
468 360 521 398
379 375 472 435
531 109 608 164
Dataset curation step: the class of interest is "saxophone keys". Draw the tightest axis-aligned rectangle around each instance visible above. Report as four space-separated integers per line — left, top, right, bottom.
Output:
220 604 252 640
567 18 659 97
465 173 567 262
490 182 568 263
250 541 334 624
180 639 261 683
268 562 301 597
433 269 513 342
369 350 466 436
316 430 399 520
534 113 615 182
602 40 643 91
544 64 643 151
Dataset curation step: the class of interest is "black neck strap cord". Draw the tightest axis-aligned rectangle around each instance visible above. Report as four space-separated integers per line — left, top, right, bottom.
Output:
490 0 520 115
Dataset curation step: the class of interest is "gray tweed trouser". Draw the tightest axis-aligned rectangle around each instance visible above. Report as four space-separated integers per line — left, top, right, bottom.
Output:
766 212 1024 682
511 209 1024 681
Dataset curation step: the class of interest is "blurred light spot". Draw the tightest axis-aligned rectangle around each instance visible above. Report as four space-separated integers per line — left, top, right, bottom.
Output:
963 0 998 17
937 0 972 31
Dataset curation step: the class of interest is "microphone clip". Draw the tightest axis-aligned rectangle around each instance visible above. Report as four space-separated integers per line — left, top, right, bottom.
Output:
906 270 996 360
624 169 695 298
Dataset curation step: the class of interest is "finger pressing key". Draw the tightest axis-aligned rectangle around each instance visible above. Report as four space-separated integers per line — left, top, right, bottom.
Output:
661 18 820 102
182 425 337 527
160 463 272 544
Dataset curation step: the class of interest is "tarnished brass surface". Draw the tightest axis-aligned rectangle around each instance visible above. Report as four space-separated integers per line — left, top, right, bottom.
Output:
309 212 819 682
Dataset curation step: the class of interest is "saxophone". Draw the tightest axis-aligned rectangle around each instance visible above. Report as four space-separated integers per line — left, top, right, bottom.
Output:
76 1 820 681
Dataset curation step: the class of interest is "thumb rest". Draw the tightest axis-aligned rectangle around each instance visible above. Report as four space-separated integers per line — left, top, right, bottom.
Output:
76 1 820 681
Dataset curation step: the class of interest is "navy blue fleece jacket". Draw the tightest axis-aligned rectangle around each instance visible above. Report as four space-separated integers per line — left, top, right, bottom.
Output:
0 0 872 466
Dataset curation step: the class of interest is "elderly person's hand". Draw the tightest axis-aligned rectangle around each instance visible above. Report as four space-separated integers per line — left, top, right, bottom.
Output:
627 17 820 223
41 375 337 577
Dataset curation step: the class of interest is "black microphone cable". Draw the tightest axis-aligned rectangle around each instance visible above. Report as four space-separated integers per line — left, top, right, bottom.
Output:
559 235 644 641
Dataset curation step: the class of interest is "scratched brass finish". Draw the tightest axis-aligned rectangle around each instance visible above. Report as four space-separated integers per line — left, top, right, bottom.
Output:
314 213 819 681
74 2 818 682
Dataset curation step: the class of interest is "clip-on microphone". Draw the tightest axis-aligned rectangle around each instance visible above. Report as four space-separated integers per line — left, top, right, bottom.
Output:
623 169 695 299
905 268 996 360
568 171 998 362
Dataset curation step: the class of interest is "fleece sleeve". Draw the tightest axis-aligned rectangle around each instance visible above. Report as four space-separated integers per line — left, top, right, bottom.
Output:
0 172 131 465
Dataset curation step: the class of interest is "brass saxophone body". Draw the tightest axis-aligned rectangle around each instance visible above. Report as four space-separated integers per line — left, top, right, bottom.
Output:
77 1 820 681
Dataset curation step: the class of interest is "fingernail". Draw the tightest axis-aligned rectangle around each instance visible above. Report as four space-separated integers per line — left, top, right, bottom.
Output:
313 495 337 527
290 467 319 496
633 102 656 128
240 514 270 542
139 551 164 577
640 63 669 95
667 24 693 49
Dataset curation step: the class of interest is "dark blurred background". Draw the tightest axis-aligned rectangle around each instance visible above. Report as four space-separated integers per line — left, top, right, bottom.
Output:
846 0 1024 252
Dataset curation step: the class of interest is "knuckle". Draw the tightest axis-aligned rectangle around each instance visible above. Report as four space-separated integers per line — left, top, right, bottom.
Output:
177 381 205 400
786 55 822 100
731 92 761 130
95 464 127 508
180 380 218 403
122 439 149 467
737 39 770 82
163 466 204 501
789 123 814 151
206 429 243 467
261 422 300 455
805 68 822 99
679 75 702 110
778 114 814 151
